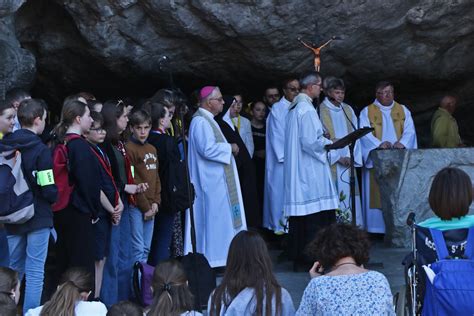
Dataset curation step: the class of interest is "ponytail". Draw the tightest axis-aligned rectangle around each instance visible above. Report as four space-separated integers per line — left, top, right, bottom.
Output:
40 281 81 316
40 267 93 316
52 100 87 145
147 260 195 316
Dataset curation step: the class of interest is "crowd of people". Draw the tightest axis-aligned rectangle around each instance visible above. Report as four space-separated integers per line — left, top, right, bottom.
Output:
0 69 470 315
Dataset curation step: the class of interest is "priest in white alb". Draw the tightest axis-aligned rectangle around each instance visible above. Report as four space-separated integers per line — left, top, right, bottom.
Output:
263 78 300 233
184 86 247 267
319 77 363 225
283 71 339 268
359 81 417 233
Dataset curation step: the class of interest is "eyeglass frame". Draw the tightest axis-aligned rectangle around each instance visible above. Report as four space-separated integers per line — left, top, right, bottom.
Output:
89 127 106 133
209 97 224 102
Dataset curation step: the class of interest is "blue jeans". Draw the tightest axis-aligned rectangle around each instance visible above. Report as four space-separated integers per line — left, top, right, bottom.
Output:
148 211 176 266
0 226 9 267
101 204 133 306
129 207 154 263
7 228 51 314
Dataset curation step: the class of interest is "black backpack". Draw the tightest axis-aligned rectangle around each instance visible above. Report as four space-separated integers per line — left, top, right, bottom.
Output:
163 137 194 213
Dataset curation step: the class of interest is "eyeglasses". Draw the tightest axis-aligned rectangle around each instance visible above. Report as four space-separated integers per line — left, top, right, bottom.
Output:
266 94 280 99
285 87 300 93
209 97 224 102
90 128 106 133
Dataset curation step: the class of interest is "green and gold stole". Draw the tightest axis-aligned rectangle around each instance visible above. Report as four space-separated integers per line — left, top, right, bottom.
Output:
193 109 243 229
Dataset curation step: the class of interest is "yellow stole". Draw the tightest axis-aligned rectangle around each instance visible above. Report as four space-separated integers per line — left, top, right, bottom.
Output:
367 102 405 208
231 115 241 131
320 103 360 199
167 118 183 137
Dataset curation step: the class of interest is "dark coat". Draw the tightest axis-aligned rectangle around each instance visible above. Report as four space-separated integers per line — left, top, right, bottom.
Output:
215 118 261 228
1 129 57 235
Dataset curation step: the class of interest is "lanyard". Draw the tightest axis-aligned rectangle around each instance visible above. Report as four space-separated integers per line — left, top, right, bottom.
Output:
231 115 241 131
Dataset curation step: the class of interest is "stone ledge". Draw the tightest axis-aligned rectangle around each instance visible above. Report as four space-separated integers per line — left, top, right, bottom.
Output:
371 148 474 247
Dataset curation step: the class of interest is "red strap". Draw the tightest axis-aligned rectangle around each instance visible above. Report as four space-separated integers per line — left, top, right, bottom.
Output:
116 141 136 205
90 148 120 207
64 133 82 144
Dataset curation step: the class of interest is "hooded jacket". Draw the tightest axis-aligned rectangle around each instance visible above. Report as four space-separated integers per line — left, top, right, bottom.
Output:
0 129 57 235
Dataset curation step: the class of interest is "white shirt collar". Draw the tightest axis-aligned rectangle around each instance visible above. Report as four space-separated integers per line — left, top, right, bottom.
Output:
293 92 313 104
199 107 215 118
374 99 394 111
280 96 291 106
322 97 344 111
223 109 235 131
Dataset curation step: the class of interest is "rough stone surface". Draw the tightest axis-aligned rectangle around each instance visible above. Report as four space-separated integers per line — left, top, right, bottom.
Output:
2 0 474 143
371 148 474 247
0 0 35 99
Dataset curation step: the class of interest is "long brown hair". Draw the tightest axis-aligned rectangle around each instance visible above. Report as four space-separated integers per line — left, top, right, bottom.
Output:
102 99 126 145
40 267 93 316
147 260 195 316
0 267 18 316
209 231 282 316
52 100 88 144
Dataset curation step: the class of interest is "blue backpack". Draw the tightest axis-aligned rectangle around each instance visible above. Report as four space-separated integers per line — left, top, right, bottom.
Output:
0 150 35 224
422 227 474 316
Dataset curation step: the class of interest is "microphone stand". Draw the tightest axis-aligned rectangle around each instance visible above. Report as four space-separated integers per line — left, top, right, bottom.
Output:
341 103 358 226
160 56 205 309
330 99 358 225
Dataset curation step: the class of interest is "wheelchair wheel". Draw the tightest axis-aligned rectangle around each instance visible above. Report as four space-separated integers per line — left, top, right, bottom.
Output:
395 286 410 316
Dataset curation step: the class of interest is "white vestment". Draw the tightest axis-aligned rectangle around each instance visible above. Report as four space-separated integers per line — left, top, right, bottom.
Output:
184 108 247 267
263 97 291 232
232 115 254 157
359 100 418 233
283 93 339 217
320 98 363 225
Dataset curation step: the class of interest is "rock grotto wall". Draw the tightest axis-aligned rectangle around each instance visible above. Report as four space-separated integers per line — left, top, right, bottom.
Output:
1 0 474 144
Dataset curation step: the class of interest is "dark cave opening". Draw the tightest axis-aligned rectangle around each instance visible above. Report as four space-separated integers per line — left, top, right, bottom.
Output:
12 0 474 147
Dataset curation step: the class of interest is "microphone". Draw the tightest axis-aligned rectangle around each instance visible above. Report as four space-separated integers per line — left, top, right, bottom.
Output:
328 96 358 131
342 104 357 132
406 212 416 226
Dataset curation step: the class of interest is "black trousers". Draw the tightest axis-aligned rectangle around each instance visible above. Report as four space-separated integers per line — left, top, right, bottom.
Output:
288 210 336 264
54 206 96 280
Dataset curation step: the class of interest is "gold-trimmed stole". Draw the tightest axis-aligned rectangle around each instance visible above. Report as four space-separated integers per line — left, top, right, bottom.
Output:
367 102 405 209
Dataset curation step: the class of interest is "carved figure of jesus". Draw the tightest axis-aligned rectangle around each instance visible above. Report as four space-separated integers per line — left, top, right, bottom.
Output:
299 36 337 72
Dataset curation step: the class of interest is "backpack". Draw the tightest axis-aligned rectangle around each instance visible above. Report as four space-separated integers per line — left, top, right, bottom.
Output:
0 150 35 224
167 158 194 213
422 227 474 316
163 137 194 213
132 261 155 307
51 134 81 211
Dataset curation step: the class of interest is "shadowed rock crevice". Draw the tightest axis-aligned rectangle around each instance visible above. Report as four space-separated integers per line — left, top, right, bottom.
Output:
2 0 473 145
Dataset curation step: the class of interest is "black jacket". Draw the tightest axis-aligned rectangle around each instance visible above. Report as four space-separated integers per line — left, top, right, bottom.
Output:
100 141 127 194
1 129 58 235
89 143 117 217
147 131 181 212
66 134 101 219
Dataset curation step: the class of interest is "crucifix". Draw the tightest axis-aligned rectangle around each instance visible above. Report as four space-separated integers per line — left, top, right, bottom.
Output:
298 36 338 72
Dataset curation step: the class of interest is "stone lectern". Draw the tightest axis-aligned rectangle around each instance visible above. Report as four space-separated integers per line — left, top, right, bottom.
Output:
370 148 474 247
